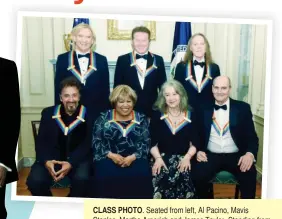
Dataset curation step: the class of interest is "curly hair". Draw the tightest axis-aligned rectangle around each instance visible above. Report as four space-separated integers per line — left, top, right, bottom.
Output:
153 79 189 113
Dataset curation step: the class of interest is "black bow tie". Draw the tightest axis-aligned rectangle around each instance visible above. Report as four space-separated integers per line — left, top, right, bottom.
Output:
78 53 90 59
193 60 205 68
136 54 148 60
214 104 227 111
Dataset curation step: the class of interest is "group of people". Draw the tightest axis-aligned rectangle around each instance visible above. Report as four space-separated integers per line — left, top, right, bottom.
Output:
26 22 259 199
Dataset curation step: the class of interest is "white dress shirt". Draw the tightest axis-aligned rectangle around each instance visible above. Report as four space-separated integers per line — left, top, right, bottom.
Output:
76 51 90 78
135 51 148 89
207 98 239 153
193 56 205 86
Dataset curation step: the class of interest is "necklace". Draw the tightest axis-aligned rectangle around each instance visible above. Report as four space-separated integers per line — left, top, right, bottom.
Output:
168 110 182 127
168 110 181 117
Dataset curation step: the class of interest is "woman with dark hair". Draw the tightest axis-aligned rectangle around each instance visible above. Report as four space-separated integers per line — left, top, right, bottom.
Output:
174 33 220 110
149 79 199 199
91 85 153 199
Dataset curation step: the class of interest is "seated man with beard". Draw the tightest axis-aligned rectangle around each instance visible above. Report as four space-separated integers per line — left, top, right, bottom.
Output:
26 76 92 197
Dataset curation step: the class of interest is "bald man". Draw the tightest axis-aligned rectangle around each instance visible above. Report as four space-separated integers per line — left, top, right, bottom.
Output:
192 75 258 199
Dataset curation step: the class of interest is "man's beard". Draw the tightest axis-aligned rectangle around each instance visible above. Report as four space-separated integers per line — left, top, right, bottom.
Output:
66 103 77 114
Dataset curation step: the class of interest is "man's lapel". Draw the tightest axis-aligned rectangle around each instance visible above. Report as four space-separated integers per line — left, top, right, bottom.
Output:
129 52 143 90
229 98 238 128
146 52 153 70
204 107 214 144
73 51 82 73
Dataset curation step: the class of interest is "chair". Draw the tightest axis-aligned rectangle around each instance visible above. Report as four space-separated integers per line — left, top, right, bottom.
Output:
209 171 240 199
31 121 40 139
31 121 71 188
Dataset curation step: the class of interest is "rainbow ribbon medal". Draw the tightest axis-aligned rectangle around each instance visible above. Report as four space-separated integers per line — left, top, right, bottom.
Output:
52 104 86 135
129 51 158 78
185 61 212 93
107 109 140 137
212 112 230 137
67 51 97 85
160 111 192 135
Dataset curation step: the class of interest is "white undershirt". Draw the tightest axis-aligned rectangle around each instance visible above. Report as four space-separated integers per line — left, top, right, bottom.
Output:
76 51 90 78
207 98 239 153
135 51 148 89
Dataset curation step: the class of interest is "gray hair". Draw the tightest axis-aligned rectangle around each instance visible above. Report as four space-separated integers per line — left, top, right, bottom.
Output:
153 79 189 113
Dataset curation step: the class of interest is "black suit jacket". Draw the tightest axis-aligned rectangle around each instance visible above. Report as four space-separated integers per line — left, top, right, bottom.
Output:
174 61 220 110
35 104 92 168
114 52 167 117
0 57 20 184
54 51 110 119
197 98 259 159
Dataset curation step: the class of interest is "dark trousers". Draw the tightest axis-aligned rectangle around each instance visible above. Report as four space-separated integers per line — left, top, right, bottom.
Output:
92 159 153 199
191 152 257 199
26 160 91 198
0 185 7 219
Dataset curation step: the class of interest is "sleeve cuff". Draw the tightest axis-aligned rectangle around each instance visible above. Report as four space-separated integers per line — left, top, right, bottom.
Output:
0 163 12 172
134 152 141 159
246 152 256 163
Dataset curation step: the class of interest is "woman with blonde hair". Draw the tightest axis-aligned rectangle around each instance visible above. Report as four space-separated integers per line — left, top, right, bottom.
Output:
149 79 199 199
91 85 153 198
174 33 220 110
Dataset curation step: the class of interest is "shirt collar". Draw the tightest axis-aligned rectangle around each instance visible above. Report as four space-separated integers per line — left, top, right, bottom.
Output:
193 56 205 62
76 50 91 55
215 98 230 109
134 50 149 56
